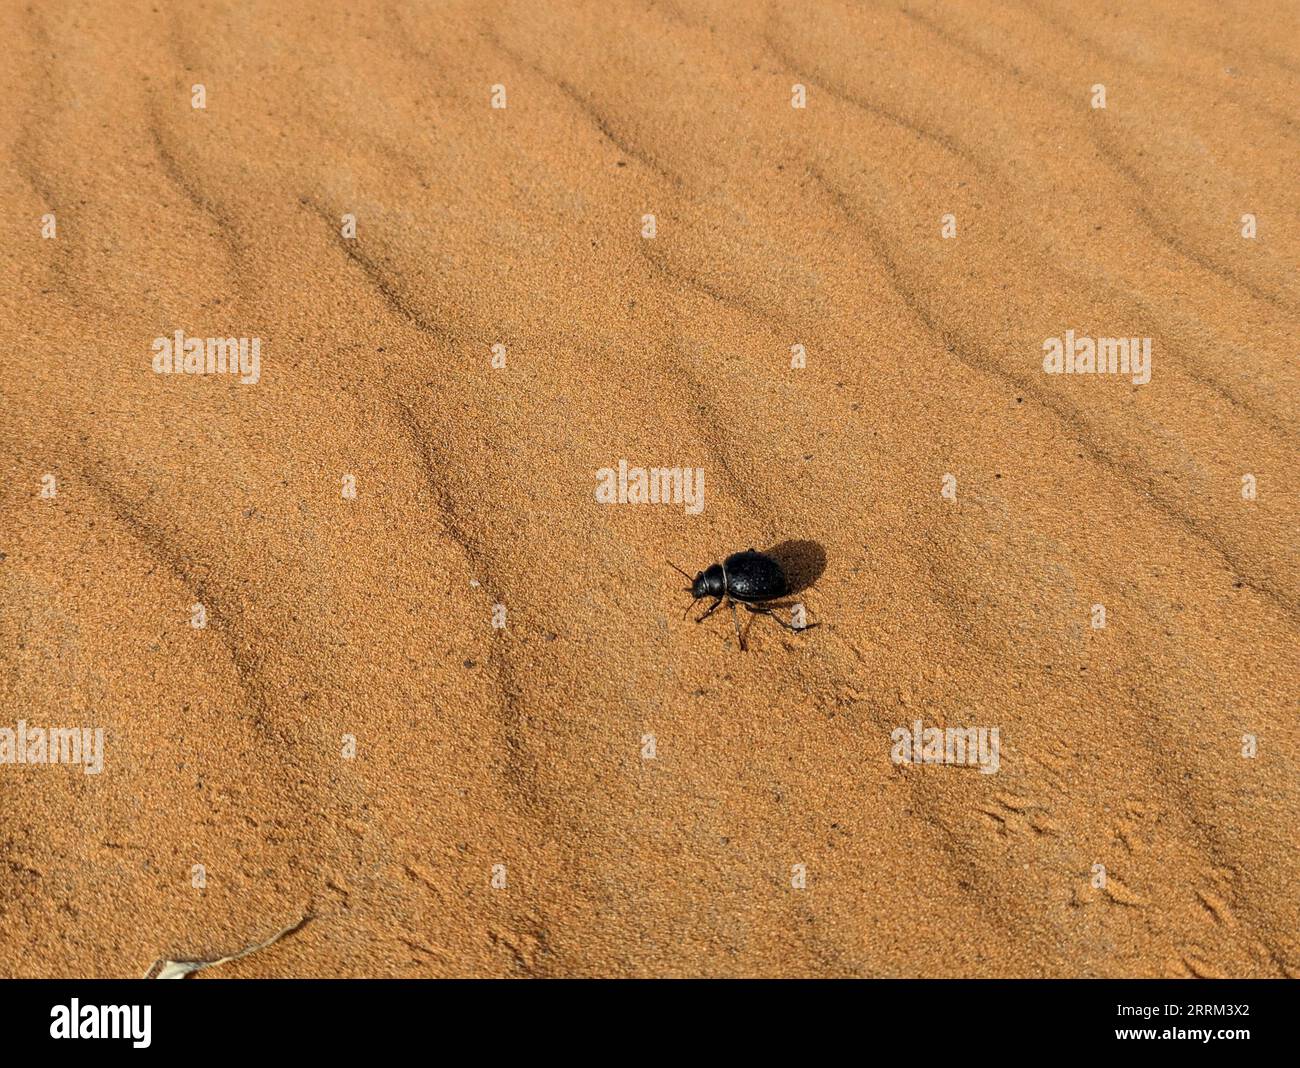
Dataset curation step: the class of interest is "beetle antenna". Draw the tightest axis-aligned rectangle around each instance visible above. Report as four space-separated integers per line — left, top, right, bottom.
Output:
681 597 697 620
666 560 693 582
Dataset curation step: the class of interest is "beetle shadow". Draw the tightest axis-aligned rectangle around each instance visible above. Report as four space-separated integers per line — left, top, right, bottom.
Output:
763 540 826 595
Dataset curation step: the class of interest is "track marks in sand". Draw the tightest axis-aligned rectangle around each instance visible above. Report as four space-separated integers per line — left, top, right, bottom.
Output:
980 792 1062 840
396 935 448 965
1099 872 1150 910
1113 799 1160 856
487 922 550 978
1174 949 1229 979
1194 886 1239 929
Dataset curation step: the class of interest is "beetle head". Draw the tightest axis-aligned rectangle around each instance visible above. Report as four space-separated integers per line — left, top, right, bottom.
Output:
694 564 725 599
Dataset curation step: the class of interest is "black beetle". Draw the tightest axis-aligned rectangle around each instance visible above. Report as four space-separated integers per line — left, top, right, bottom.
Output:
669 548 813 651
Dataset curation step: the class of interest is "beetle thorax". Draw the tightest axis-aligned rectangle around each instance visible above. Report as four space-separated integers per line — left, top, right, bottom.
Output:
692 563 726 599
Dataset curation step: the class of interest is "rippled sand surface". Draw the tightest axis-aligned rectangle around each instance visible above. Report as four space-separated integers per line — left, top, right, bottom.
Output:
1 0 1296 976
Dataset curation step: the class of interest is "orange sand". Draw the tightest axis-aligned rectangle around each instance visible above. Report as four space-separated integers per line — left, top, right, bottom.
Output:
1 0 1297 977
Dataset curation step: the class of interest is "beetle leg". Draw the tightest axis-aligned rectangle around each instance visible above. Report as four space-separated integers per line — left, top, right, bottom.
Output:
695 597 722 623
731 601 747 651
746 604 820 634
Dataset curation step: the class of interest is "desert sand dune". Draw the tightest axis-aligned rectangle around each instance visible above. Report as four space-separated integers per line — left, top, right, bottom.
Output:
1 0 1296 977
